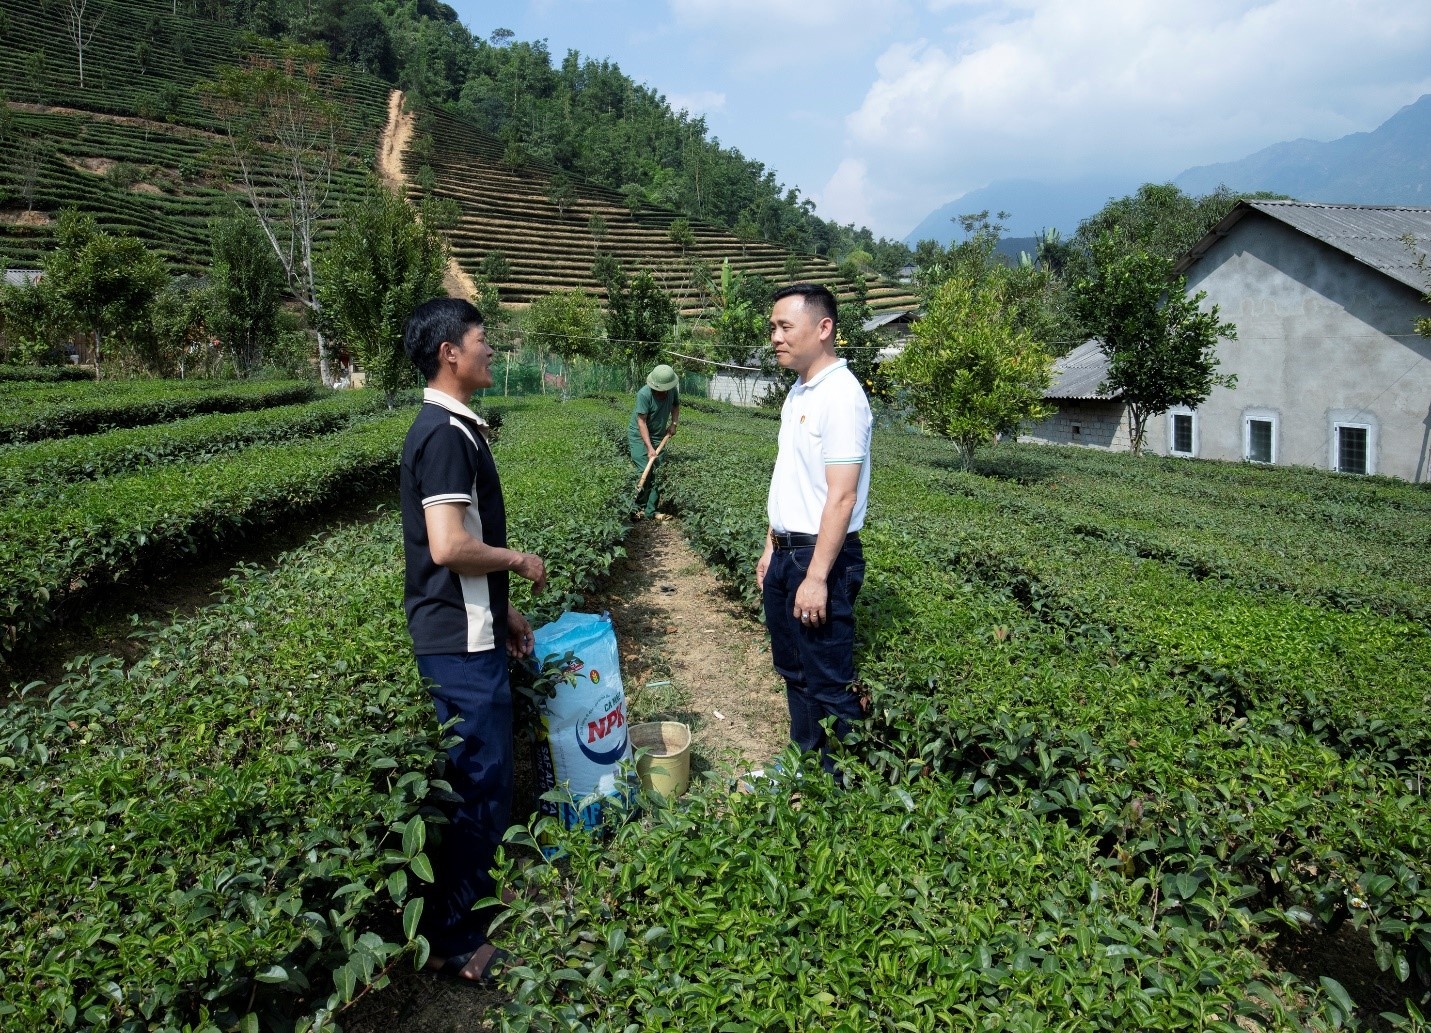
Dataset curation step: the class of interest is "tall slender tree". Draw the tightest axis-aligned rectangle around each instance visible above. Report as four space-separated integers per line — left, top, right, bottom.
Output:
201 48 350 384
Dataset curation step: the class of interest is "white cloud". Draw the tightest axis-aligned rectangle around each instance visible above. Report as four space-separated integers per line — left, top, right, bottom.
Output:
664 89 727 116
843 0 1431 235
813 158 882 229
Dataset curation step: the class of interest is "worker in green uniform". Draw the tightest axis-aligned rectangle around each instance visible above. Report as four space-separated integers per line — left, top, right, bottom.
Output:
628 364 681 520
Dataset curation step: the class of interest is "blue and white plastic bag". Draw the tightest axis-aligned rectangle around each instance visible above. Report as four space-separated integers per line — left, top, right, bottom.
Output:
530 611 631 830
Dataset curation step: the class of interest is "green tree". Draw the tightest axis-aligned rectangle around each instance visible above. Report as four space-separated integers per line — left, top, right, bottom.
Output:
480 250 511 280
317 183 449 400
668 217 694 255
587 212 608 253
43 210 169 377
887 272 1053 470
606 269 676 387
201 48 350 384
547 173 576 218
209 215 286 376
0 271 62 365
713 260 770 359
1070 184 1290 280
148 277 209 377
1073 236 1238 455
523 289 602 391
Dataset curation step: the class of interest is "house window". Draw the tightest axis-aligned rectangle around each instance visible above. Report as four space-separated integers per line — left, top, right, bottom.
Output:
1334 423 1371 475
1169 410 1196 457
1245 416 1276 464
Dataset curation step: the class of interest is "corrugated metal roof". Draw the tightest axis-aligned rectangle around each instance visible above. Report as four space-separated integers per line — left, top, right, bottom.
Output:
862 309 918 332
1045 338 1120 400
3 269 43 287
1178 201 1431 292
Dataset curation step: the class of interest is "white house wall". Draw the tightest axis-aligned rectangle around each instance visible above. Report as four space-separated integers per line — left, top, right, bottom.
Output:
1149 215 1431 483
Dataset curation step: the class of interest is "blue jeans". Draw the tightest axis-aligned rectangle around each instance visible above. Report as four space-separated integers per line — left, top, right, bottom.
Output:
415 650 513 957
761 539 866 772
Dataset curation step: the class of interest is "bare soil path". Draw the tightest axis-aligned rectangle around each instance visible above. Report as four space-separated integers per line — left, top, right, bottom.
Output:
587 516 788 776
377 88 481 303
342 517 788 1032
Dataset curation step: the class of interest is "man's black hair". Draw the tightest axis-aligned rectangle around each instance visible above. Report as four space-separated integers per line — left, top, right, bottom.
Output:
771 282 838 328
403 297 483 381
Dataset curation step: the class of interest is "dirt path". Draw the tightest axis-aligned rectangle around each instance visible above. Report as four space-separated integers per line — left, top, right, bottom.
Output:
342 517 787 1032
376 88 481 303
587 517 788 776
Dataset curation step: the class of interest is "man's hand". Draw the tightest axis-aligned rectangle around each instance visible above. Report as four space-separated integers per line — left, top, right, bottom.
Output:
506 605 535 657
646 445 658 460
793 575 829 627
756 543 773 591
511 551 548 595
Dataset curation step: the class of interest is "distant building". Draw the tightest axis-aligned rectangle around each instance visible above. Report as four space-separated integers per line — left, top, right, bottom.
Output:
1024 201 1431 482
863 308 919 360
1019 339 1131 450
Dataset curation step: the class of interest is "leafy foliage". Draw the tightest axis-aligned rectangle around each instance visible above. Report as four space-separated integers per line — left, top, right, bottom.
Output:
41 208 170 375
317 181 448 400
209 214 287 375
0 389 387 497
523 289 604 372
604 269 676 387
0 375 314 445
0 398 635 1030
887 272 1053 468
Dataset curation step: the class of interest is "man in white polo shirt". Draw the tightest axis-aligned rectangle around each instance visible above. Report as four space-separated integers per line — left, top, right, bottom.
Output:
756 283 872 774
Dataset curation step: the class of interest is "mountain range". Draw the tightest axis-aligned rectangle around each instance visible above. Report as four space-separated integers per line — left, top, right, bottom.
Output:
903 93 1431 247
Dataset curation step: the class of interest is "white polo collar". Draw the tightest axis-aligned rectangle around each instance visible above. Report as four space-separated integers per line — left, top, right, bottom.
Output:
423 387 489 427
795 358 848 391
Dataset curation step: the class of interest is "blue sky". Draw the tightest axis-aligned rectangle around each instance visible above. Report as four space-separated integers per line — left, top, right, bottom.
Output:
446 1 1431 241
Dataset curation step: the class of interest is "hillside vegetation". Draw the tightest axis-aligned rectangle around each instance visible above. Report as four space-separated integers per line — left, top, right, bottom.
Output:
0 0 912 317
409 108 918 314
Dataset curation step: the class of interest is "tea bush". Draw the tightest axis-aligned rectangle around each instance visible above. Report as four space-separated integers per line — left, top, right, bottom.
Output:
0 397 635 1031
624 405 1431 1017
0 390 391 496
0 379 317 444
0 411 412 660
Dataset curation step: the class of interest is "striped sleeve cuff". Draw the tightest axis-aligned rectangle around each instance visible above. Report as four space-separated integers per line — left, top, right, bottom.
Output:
422 492 473 508
825 456 866 465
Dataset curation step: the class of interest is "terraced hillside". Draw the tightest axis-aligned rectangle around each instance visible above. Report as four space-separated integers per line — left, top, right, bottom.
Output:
407 108 921 314
0 0 390 271
1 0 917 316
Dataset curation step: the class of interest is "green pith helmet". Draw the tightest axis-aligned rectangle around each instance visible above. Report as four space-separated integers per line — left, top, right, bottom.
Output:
646 364 678 391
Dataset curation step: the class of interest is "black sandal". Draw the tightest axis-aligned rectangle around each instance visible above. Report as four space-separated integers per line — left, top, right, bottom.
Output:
429 944 511 986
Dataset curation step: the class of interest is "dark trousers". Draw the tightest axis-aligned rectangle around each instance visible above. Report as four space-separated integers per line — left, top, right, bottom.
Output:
761 539 866 772
414 650 514 957
629 442 664 518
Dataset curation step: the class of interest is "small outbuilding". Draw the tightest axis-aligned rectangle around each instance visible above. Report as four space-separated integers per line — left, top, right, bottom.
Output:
1019 339 1132 450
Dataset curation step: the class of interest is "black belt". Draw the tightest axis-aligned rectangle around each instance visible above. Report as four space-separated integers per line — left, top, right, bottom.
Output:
771 531 859 550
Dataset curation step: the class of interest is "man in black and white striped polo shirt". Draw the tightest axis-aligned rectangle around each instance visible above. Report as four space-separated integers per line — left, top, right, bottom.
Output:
399 297 547 986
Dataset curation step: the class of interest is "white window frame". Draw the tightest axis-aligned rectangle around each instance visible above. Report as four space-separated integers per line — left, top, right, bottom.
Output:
1243 410 1278 465
1168 407 1197 458
1331 421 1375 476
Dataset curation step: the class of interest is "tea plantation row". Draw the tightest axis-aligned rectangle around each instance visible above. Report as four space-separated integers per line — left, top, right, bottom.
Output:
0 398 636 1031
0 378 317 444
484 403 1430 1031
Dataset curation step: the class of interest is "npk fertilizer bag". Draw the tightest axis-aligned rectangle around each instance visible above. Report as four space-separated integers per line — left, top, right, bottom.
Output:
531 611 631 831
